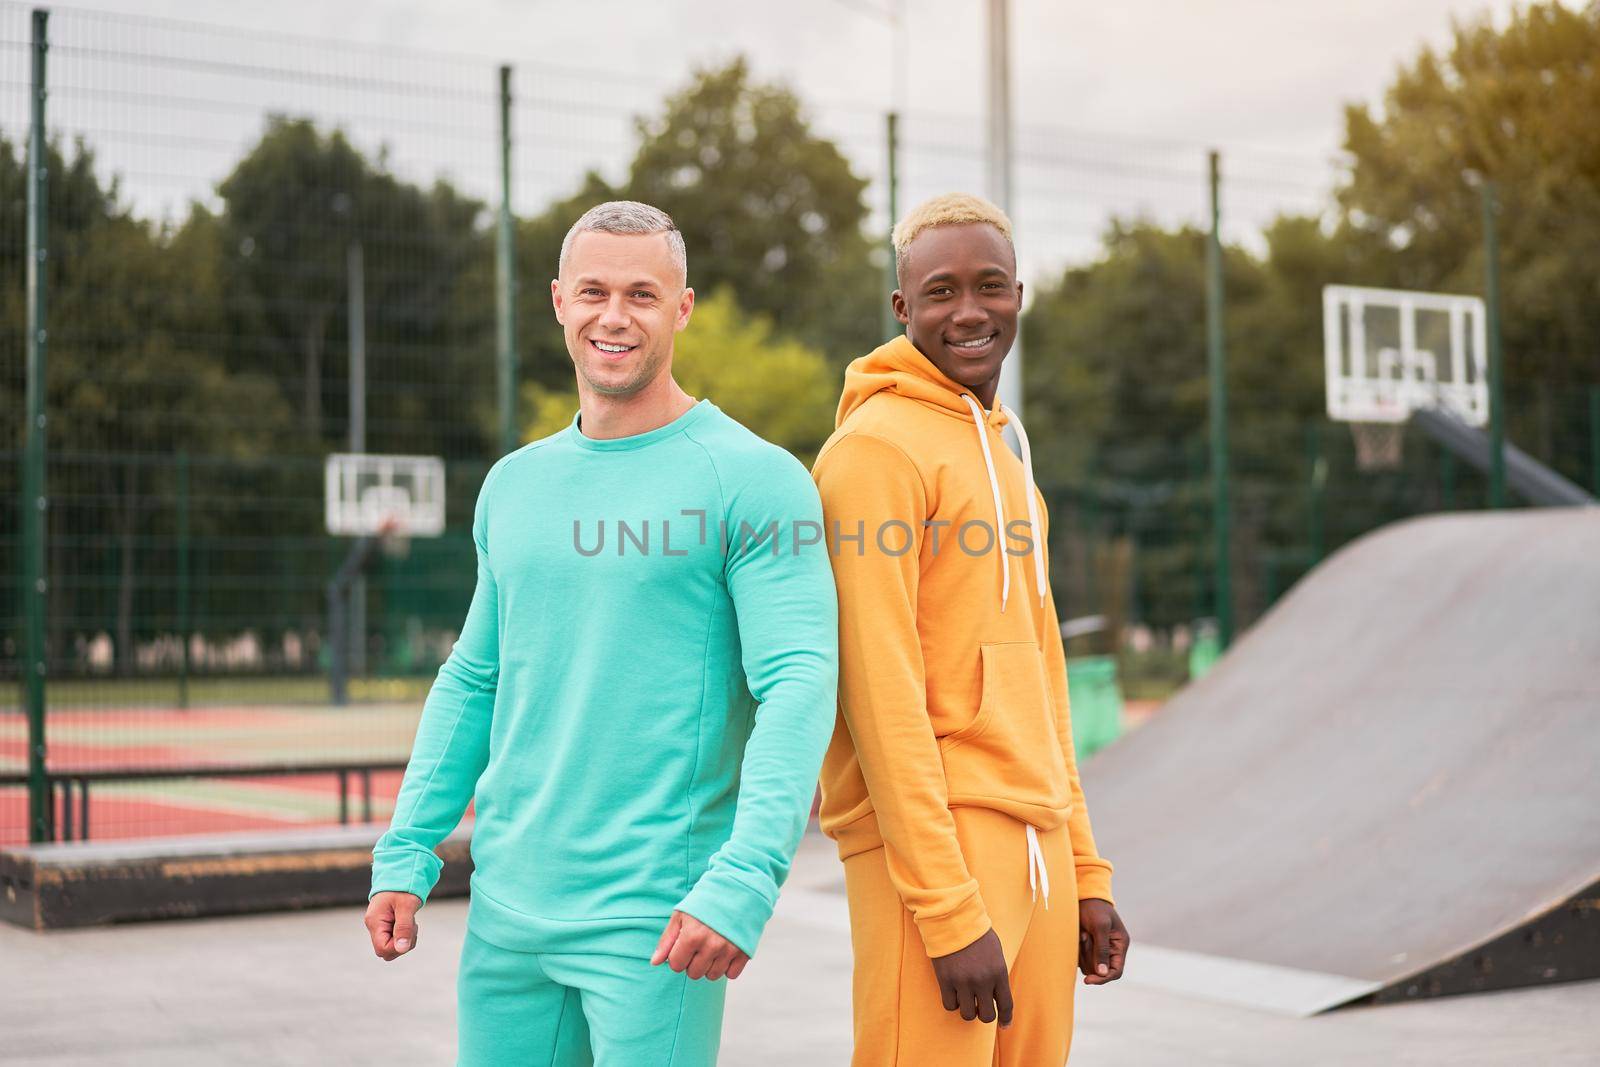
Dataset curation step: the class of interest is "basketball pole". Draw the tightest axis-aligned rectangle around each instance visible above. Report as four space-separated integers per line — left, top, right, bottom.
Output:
1481 181 1506 509
347 239 367 676
496 64 519 458
1206 150 1233 649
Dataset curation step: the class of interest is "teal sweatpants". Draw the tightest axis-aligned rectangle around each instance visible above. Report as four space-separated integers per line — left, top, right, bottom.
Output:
456 928 727 1066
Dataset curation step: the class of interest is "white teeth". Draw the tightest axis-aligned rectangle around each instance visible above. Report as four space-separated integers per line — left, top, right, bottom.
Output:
594 341 631 353
952 336 994 349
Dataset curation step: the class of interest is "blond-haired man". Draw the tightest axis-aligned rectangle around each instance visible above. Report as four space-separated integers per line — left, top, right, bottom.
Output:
813 193 1129 1065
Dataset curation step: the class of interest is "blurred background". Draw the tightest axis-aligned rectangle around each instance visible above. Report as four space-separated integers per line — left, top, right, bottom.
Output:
2 0 1596 847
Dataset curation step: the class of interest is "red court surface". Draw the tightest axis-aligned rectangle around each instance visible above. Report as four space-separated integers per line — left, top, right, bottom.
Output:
0 703 419 846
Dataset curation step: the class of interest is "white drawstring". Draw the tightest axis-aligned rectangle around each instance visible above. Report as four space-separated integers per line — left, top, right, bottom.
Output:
1026 824 1051 909
958 394 1048 612
959 392 1011 612
1001 404 1048 609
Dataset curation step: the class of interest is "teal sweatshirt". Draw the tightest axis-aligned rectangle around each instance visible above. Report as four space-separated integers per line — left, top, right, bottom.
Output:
370 399 838 958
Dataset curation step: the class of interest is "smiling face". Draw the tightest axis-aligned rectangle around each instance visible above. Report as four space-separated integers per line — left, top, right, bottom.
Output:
551 229 694 398
893 222 1022 404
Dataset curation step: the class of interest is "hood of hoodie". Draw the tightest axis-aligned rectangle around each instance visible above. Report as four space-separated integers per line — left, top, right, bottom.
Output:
836 334 1011 432
831 333 1041 613
811 334 1116 933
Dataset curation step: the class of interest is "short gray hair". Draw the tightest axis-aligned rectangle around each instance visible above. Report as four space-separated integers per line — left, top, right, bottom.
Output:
558 200 687 285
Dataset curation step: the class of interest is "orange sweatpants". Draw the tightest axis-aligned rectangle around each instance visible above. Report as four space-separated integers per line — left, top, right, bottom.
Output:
843 807 1080 1067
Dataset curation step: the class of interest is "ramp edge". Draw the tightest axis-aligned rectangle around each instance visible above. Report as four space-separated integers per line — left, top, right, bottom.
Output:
1365 877 1600 1005
1118 944 1382 1017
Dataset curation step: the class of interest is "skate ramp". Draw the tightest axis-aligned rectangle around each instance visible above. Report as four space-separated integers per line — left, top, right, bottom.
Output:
1083 509 1600 1015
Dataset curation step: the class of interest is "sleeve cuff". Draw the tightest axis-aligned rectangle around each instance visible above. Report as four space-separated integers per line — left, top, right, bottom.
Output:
912 888 994 958
1074 860 1115 906
370 848 441 904
676 869 776 959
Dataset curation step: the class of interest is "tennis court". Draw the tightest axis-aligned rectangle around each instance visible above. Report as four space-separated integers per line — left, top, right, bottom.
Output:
0 691 422 846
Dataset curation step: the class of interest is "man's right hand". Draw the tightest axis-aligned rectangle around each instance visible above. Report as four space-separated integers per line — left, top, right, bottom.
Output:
365 891 422 962
930 928 1013 1027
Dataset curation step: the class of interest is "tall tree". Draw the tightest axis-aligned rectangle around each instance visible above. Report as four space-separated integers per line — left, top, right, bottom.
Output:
0 137 292 671
514 59 882 395
1338 1 1600 386
217 117 492 458
626 59 879 365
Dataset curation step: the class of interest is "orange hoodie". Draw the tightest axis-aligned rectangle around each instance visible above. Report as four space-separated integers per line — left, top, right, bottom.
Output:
811 334 1114 958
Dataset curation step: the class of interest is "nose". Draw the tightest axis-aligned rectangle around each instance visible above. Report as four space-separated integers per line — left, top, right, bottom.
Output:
597 293 630 332
951 292 986 328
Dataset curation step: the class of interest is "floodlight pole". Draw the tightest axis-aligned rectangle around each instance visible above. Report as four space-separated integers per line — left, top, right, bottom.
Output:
1206 151 1233 648
23 7 50 843
987 0 1022 425
496 64 519 458
1481 181 1506 509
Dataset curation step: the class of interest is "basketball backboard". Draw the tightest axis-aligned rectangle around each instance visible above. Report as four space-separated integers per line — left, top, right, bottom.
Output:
1323 285 1488 426
324 453 446 537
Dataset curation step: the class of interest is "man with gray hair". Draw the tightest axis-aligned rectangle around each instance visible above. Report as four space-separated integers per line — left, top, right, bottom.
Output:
364 200 838 1066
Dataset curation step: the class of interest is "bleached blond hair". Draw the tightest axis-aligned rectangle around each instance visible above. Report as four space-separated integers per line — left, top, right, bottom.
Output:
891 193 1015 285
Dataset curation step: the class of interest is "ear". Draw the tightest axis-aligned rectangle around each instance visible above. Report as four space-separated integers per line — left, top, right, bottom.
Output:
1014 279 1024 308
674 287 696 333
892 290 910 326
550 278 564 325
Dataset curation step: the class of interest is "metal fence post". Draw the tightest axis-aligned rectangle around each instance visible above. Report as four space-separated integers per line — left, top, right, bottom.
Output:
1441 445 1457 511
1589 385 1599 499
1306 423 1325 565
23 7 51 844
177 449 191 709
496 64 518 458
1205 150 1233 648
1482 181 1506 509
881 110 899 343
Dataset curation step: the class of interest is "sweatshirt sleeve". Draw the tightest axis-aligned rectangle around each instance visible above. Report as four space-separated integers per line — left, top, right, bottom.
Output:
1036 497 1115 905
369 463 502 903
813 432 992 958
674 450 839 958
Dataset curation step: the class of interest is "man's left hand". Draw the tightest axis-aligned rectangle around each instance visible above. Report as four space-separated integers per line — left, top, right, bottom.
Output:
1078 899 1129 985
651 910 750 981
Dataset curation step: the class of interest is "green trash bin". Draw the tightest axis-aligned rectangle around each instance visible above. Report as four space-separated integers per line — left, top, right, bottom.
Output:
1067 654 1124 759
1188 622 1222 682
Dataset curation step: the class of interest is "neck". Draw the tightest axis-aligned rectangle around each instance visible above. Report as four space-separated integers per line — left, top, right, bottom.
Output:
575 371 696 441
907 333 1003 411
970 374 1001 411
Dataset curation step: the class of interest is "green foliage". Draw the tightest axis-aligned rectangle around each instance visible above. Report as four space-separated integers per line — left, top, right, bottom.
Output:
1023 3 1600 631
514 59 882 394
625 59 880 365
217 117 492 457
521 288 838 461
1338 1 1600 385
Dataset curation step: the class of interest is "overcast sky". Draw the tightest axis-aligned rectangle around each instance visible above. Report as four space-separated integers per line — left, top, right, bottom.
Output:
17 0 1536 272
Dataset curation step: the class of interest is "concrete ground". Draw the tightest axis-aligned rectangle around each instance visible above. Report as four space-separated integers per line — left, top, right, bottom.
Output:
3 830 1597 1065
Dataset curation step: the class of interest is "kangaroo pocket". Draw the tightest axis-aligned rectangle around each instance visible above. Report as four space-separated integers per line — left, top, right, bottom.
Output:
939 641 1072 813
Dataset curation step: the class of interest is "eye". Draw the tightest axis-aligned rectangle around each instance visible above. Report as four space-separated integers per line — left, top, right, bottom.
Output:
580 287 604 297
631 290 655 300
928 286 953 297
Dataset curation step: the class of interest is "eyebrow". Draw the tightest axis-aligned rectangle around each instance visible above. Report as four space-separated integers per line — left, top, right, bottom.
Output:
572 277 664 290
921 265 1011 285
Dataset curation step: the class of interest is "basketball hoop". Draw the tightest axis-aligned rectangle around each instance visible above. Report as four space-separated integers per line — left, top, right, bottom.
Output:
1324 285 1487 475
375 514 410 560
1349 421 1404 471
